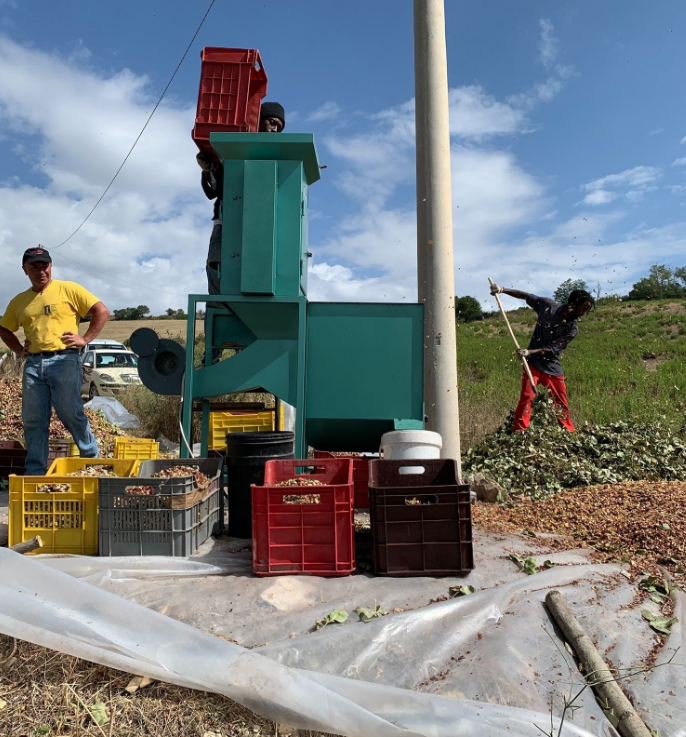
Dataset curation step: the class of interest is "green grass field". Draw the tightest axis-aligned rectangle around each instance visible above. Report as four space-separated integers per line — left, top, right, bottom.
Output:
457 299 686 449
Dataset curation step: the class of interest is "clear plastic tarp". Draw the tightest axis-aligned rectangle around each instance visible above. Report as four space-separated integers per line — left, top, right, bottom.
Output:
1 530 683 737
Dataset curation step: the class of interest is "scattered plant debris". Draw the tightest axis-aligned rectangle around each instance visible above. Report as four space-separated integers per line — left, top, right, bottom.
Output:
464 394 686 500
315 610 348 630
125 485 156 496
283 494 321 504
474 480 686 574
36 483 71 493
355 602 389 622
509 553 539 575
274 478 324 487
0 378 122 455
151 465 208 487
449 585 476 597
642 609 679 635
67 464 117 477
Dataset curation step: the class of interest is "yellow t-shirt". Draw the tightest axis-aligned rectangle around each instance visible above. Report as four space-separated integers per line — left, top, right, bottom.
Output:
0 280 100 353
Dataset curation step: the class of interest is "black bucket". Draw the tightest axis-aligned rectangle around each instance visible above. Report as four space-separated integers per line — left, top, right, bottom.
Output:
225 431 295 538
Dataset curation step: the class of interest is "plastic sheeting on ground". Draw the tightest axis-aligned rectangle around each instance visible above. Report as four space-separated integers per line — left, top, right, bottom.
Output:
1 530 684 737
84 395 140 429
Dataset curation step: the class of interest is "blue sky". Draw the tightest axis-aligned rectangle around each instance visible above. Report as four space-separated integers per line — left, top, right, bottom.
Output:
1 0 686 314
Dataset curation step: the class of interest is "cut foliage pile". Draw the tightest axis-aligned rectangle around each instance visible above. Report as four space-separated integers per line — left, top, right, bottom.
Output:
464 393 686 499
473 479 686 577
0 378 121 456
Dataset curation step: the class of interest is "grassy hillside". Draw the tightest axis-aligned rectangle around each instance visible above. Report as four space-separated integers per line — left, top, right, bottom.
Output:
457 299 686 449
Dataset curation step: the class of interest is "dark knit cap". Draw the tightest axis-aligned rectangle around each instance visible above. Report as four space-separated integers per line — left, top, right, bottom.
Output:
260 101 285 127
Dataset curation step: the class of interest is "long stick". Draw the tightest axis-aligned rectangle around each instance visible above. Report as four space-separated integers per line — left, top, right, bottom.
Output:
488 278 536 391
545 590 653 737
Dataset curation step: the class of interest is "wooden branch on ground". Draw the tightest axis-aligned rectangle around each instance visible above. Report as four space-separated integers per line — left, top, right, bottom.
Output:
545 590 652 737
9 535 43 554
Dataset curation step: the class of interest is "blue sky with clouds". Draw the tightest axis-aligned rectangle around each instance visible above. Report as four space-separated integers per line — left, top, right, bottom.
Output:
1 0 686 314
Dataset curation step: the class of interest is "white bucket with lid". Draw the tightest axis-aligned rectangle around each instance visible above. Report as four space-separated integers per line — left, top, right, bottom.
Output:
380 430 442 460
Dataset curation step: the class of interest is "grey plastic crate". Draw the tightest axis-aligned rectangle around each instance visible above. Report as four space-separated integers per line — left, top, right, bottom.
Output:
99 458 223 497
98 457 223 556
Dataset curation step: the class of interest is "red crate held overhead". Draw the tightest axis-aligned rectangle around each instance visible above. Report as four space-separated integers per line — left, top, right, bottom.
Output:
192 47 268 155
252 458 355 577
314 450 370 509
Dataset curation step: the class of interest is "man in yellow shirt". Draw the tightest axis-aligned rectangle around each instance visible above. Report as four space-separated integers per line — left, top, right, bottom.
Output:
0 247 110 474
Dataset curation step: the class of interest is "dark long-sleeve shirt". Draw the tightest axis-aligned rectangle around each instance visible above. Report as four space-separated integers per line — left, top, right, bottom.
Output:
201 161 224 221
525 295 578 376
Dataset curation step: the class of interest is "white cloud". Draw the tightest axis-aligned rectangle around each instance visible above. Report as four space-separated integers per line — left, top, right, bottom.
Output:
672 157 686 166
538 19 558 70
625 189 645 202
307 101 342 123
582 166 662 192
582 190 616 206
681 135 686 145
0 36 209 315
649 128 663 136
447 86 528 138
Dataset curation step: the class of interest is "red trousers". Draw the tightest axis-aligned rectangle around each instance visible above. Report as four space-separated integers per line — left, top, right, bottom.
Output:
513 366 575 432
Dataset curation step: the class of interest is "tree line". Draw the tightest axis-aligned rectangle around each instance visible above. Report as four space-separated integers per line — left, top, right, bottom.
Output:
455 263 686 323
111 306 198 321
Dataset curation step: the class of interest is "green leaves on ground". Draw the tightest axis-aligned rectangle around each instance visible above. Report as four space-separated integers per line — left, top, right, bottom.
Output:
464 394 686 500
90 702 109 726
315 609 349 630
638 575 671 605
355 602 389 622
509 554 539 575
449 585 476 597
509 554 556 575
641 609 679 635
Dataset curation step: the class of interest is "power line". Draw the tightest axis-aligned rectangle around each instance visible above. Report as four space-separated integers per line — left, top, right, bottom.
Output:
51 0 216 252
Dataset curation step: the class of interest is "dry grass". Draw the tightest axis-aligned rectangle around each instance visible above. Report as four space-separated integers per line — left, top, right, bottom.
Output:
0 635 336 737
11 320 203 346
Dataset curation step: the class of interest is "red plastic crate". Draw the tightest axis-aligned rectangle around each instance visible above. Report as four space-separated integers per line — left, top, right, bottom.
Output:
252 459 355 577
0 440 27 478
192 47 268 156
314 450 370 509
369 459 474 577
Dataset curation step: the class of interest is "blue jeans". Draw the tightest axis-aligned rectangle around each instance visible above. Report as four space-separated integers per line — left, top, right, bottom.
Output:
23 352 99 475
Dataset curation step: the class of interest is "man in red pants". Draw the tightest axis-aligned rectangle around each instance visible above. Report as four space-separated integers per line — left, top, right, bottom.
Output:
489 284 595 431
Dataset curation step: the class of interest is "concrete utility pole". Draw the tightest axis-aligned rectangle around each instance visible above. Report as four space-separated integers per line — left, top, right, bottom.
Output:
413 0 461 472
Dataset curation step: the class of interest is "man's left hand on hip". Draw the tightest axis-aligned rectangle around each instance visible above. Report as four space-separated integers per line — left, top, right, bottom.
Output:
61 331 87 348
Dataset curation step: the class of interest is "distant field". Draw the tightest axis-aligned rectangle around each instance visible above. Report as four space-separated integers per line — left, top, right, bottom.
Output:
13 319 204 345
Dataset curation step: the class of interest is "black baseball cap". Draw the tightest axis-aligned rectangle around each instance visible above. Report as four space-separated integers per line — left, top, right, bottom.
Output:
22 246 52 265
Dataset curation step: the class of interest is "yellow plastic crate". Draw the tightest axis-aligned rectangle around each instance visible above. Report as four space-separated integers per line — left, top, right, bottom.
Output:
48 439 79 458
113 437 160 460
9 475 99 554
209 410 275 450
47 457 140 477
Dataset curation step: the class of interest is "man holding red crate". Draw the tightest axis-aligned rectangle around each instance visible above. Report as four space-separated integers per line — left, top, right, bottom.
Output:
196 102 285 363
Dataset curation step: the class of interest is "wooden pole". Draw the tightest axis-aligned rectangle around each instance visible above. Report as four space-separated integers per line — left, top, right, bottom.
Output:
488 278 536 391
545 590 653 737
9 535 43 554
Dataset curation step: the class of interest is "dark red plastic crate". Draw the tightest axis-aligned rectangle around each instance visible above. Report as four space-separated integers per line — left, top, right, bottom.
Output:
368 459 473 577
252 458 355 577
0 440 26 478
314 450 370 509
192 47 268 156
